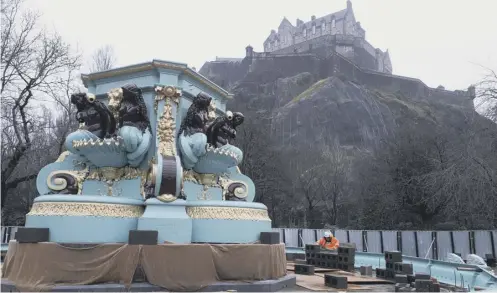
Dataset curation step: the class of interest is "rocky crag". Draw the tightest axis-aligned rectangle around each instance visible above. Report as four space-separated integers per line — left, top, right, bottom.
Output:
200 52 486 151
199 52 497 229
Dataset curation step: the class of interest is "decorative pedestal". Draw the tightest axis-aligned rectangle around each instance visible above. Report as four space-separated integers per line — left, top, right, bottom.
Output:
186 200 272 243
137 198 192 244
25 195 144 243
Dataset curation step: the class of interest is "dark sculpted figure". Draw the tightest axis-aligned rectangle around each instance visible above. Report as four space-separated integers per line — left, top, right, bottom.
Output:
119 84 151 133
206 111 245 148
71 93 116 139
178 92 212 137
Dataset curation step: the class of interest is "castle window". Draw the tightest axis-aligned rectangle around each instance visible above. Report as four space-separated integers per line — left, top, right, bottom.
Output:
312 25 316 35
323 22 327 31
332 18 336 28
303 29 307 37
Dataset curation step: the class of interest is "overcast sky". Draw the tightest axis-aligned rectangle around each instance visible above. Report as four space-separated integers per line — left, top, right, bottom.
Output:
28 0 496 91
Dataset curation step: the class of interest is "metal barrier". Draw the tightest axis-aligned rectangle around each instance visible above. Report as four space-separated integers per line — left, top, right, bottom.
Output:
273 228 497 261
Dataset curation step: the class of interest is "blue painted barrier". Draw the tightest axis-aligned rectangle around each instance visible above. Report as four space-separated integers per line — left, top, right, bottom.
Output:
285 246 497 291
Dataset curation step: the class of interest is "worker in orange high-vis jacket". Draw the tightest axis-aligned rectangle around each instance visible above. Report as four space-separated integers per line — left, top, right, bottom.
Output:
316 231 339 250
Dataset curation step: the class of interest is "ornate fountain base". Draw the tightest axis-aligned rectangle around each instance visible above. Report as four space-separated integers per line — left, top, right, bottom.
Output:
137 199 192 244
25 195 144 243
186 200 272 243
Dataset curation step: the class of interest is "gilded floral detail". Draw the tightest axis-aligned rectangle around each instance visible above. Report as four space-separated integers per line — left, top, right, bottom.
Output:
27 202 144 218
155 86 181 157
186 206 270 221
87 166 147 197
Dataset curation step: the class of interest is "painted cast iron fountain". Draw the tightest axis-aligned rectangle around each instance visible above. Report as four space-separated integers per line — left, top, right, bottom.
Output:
1 60 295 292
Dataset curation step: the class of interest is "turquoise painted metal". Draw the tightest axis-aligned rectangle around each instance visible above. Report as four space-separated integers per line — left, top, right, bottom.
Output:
137 198 192 244
24 59 271 244
285 247 497 291
187 200 271 243
25 195 143 243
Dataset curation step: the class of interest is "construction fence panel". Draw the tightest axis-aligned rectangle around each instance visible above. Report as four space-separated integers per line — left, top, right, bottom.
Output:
474 230 493 259
453 231 471 259
437 231 452 260
382 231 397 252
366 231 382 253
1 227 17 244
284 228 299 247
401 231 417 257
417 231 433 259
334 230 347 243
302 229 316 245
1 227 6 243
348 230 363 251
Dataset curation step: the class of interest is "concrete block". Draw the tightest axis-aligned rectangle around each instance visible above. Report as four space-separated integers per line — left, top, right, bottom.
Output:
295 264 315 275
339 242 357 248
415 279 433 292
305 244 320 252
338 245 356 257
15 227 49 243
360 265 373 276
295 259 307 265
338 263 354 272
395 262 414 275
385 270 396 279
407 274 415 283
338 255 354 264
376 268 386 278
385 251 403 262
415 273 431 280
260 232 280 244
324 274 348 289
128 230 158 245
395 274 408 284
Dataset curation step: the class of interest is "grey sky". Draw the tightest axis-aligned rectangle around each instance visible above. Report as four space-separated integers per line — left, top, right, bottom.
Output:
29 0 496 91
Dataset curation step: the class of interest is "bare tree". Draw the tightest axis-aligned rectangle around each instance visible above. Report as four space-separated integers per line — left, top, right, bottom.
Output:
1 0 80 209
89 45 117 73
473 66 497 120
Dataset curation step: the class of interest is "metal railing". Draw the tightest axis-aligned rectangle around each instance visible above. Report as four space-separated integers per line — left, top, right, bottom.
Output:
273 228 497 261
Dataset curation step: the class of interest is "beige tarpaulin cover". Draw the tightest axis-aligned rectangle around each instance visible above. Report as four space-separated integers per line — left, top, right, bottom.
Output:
2 241 286 292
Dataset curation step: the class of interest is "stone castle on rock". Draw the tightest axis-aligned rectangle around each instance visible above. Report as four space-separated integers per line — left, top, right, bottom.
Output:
262 0 392 74
201 0 472 103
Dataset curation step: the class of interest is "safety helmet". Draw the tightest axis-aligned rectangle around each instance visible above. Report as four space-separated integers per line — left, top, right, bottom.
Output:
324 231 333 238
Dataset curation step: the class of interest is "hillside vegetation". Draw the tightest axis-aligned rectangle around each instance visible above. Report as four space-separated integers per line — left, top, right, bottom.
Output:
218 65 497 229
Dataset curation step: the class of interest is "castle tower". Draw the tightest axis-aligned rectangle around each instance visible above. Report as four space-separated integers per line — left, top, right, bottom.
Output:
245 45 254 58
347 0 352 10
